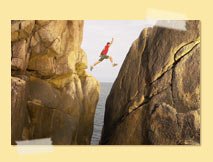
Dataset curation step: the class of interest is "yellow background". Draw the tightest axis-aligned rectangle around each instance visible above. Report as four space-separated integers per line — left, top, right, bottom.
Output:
0 0 212 161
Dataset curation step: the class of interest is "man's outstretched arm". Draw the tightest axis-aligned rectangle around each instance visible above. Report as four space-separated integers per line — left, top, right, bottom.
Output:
110 38 114 46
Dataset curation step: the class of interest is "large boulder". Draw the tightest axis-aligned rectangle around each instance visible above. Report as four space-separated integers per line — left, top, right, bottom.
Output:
11 20 100 144
100 20 200 145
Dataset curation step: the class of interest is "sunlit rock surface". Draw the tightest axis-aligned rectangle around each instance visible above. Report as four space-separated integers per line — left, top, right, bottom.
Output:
11 20 100 145
100 20 200 145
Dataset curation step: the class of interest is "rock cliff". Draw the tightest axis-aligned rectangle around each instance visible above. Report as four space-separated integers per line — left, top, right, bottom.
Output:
100 20 200 145
11 20 100 145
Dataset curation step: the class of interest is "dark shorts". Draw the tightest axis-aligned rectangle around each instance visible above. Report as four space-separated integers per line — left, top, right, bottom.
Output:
99 54 109 61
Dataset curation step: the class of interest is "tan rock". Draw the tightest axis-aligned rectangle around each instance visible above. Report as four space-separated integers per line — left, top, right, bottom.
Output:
11 20 99 145
21 20 35 34
172 44 200 112
11 39 28 71
12 39 26 59
11 21 20 33
11 58 23 70
27 100 79 144
11 31 19 42
11 77 29 144
149 103 200 145
35 20 51 26
101 20 200 145
27 52 56 76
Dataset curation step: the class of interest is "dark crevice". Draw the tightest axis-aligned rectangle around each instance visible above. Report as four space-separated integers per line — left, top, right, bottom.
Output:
170 41 200 108
174 39 199 60
150 41 200 85
174 40 195 55
174 42 200 62
150 67 171 84
170 68 175 106
150 103 161 115
115 86 171 128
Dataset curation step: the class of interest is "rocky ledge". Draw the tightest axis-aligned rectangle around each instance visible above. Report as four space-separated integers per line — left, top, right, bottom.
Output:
11 20 100 145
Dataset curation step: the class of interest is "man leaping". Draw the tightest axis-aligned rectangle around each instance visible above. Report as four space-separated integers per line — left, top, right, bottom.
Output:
90 38 117 71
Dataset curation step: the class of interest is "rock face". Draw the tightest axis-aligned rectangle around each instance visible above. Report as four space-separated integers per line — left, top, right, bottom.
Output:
11 20 100 145
100 20 200 145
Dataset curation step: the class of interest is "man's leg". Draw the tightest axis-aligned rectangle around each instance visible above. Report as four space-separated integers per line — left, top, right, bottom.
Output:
109 56 113 64
93 60 101 66
90 60 102 71
108 56 118 67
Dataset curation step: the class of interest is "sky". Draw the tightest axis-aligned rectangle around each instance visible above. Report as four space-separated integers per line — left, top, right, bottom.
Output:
81 20 156 83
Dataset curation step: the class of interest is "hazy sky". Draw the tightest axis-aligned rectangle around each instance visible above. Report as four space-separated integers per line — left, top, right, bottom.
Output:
82 20 156 82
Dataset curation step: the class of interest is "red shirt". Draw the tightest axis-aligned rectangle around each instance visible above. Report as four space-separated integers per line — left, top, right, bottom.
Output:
101 44 110 55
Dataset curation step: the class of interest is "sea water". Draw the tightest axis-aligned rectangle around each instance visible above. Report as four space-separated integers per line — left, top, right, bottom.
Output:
91 82 113 145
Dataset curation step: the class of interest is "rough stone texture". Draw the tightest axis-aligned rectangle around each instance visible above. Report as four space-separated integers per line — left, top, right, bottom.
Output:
100 20 200 145
149 103 200 145
11 77 29 144
11 20 100 145
11 39 28 71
